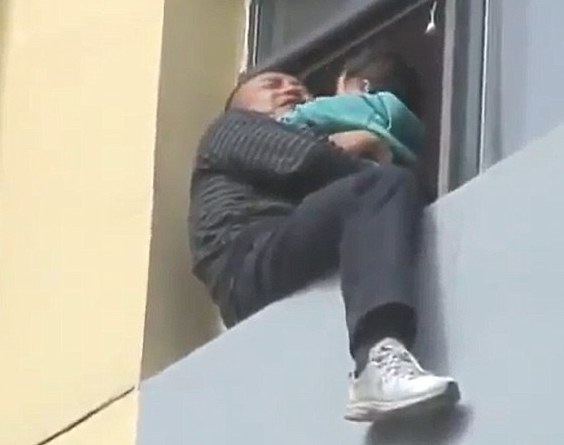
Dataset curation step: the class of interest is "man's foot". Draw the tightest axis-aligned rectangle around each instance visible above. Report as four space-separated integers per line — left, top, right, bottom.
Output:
345 338 460 422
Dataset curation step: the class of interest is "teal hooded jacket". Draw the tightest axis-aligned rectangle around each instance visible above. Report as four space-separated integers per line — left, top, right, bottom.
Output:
279 92 424 164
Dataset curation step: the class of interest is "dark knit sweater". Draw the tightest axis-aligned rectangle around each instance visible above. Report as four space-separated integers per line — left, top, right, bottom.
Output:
188 109 369 298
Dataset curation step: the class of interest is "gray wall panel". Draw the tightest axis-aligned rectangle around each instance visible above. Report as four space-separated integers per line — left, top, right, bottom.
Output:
138 126 564 444
483 0 564 167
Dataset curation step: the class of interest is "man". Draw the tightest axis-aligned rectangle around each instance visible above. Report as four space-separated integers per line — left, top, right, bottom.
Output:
188 69 460 422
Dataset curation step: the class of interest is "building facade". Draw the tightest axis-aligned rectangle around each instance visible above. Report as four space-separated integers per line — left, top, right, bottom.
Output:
3 0 564 444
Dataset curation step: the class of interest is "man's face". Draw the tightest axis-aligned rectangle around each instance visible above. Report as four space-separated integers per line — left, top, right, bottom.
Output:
230 72 311 118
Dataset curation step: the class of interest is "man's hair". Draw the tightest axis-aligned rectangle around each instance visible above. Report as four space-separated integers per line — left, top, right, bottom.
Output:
342 46 423 116
223 70 263 111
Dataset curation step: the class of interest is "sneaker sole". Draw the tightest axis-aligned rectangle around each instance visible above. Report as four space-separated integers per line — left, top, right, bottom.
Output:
344 381 460 423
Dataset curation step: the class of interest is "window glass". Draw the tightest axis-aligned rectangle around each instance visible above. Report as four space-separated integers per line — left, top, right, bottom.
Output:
481 0 564 169
253 0 374 63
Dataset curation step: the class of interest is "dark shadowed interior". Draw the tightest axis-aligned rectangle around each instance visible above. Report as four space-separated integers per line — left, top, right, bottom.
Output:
248 0 445 199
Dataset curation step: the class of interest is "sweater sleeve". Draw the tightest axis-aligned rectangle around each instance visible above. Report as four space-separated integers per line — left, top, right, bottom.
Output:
197 110 369 191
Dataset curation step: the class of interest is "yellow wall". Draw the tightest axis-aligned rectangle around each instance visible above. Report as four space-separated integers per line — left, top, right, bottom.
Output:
141 0 245 378
0 0 164 443
0 0 245 442
52 393 138 445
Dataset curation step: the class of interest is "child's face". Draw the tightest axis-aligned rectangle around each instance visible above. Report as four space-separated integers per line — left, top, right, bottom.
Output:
336 74 367 95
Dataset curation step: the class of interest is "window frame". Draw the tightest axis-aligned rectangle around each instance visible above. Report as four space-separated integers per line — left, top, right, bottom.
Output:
438 0 488 193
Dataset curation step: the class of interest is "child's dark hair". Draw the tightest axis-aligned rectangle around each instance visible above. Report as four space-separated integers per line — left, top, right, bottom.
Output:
342 46 423 116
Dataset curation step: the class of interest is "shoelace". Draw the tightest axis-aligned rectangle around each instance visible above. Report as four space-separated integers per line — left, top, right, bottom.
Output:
372 345 424 380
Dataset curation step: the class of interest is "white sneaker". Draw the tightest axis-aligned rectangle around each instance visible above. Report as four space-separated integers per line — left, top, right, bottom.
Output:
345 338 460 422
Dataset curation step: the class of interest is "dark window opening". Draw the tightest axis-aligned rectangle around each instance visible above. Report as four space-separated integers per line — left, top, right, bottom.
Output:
246 0 487 199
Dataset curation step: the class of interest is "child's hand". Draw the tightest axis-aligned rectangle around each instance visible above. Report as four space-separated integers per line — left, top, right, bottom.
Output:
329 130 392 164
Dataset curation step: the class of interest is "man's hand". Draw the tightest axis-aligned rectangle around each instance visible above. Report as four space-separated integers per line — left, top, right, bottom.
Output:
329 130 393 164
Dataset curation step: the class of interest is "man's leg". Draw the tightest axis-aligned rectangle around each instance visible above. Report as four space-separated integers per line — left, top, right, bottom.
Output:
256 167 419 361
227 166 458 419
235 167 418 361
339 166 421 373
226 167 403 324
332 166 459 421
226 168 361 323
228 166 417 348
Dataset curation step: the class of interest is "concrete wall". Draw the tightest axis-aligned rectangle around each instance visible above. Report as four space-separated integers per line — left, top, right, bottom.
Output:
141 0 245 379
137 124 564 444
0 0 244 443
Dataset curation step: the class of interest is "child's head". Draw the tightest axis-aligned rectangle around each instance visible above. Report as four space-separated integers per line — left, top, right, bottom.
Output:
337 47 423 117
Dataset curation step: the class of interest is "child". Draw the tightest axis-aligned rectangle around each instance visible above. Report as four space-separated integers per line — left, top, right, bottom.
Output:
279 48 424 165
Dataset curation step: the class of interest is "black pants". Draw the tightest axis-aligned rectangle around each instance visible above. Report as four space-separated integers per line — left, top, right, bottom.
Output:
220 166 423 371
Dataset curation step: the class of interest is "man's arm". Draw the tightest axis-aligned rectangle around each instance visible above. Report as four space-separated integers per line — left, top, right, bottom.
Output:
197 110 369 190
